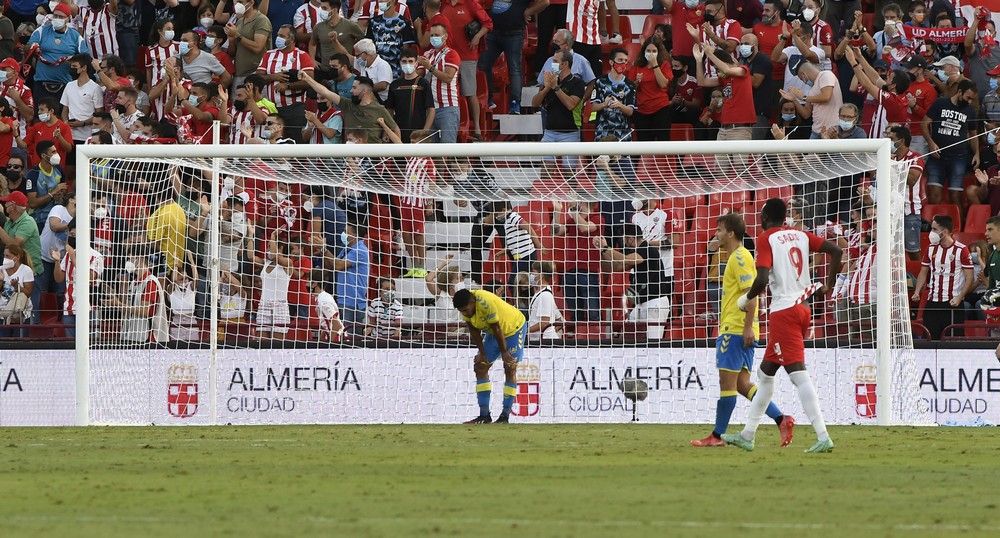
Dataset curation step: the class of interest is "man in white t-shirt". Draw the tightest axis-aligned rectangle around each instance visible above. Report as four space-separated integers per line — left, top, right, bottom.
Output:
353 38 392 102
527 261 563 342
60 54 104 145
39 195 75 299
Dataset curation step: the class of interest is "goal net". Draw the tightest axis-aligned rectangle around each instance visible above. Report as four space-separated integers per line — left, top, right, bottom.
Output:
73 139 930 426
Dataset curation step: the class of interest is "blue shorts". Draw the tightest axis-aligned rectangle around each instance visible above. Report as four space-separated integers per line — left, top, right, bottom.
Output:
483 323 528 363
925 154 968 192
716 334 755 372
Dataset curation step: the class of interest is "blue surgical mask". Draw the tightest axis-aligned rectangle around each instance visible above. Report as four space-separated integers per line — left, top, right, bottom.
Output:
737 44 753 58
550 61 561 74
839 119 854 130
781 112 796 122
179 42 190 55
340 231 349 245
0 71 8 83
937 69 949 81
429 35 444 49
991 78 999 91
275 36 287 49
188 94 200 106
684 0 698 7
989 131 997 145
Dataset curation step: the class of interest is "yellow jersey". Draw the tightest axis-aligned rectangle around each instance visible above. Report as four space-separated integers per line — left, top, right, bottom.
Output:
462 290 526 337
147 201 188 271
719 246 760 339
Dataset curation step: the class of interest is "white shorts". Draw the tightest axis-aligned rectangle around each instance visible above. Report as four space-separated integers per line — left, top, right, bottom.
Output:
628 296 671 339
256 300 290 334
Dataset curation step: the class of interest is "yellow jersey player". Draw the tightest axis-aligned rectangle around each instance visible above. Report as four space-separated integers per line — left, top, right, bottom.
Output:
453 288 528 424
691 213 796 447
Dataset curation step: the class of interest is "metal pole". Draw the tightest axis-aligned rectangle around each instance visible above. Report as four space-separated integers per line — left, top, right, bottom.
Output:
75 150 92 425
209 121 221 424
874 140 893 426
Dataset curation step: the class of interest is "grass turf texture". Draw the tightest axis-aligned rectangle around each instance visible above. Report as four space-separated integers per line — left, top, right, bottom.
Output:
2 425 998 537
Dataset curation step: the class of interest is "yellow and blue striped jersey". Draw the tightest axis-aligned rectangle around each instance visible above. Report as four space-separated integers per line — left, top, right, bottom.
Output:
720 246 760 339
462 290 526 337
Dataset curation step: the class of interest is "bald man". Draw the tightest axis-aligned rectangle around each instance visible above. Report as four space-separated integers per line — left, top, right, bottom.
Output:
739 33 776 140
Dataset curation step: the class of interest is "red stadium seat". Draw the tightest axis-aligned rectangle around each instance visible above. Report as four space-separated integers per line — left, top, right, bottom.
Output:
756 186 794 203
923 204 962 231
669 124 694 141
661 195 702 219
953 232 983 248
625 42 643 64
707 191 750 209
641 15 672 39
965 204 993 234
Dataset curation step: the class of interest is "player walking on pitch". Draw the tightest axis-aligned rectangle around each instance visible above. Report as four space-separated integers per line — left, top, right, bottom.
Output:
723 199 843 453
692 213 795 447
453 288 528 424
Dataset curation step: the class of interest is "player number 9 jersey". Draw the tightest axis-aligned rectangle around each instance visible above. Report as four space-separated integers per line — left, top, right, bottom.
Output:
756 226 826 314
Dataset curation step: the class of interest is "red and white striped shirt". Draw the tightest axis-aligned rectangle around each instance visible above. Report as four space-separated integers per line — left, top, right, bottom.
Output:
257 48 316 107
902 150 925 216
566 0 601 46
60 251 105 316
78 5 118 59
423 46 461 108
922 241 972 302
701 18 743 77
401 156 435 207
293 2 324 34
228 105 255 144
356 1 411 21
309 108 341 143
146 42 180 119
847 243 876 304
0 77 34 138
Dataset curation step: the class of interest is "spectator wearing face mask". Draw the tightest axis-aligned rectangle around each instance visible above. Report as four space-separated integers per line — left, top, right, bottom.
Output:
256 24 315 143
965 8 1000 100
912 214 974 340
592 47 636 142
365 277 403 339
179 30 231 87
923 79 980 207
225 0 274 91
25 140 68 230
0 58 35 137
385 47 435 142
309 0 363 67
60 54 103 149
844 46 910 138
300 70 400 143
630 37 671 142
779 56 842 140
738 34 774 139
527 261 563 342
28 3 90 104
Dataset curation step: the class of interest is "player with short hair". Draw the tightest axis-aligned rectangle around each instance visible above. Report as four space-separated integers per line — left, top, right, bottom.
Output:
723 198 843 453
692 212 795 447
453 288 528 424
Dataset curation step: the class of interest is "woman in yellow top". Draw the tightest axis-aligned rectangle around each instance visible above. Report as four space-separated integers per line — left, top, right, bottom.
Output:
453 288 527 424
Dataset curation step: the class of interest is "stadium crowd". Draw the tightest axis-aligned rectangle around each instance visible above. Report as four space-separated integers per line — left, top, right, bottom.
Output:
2 0 1000 343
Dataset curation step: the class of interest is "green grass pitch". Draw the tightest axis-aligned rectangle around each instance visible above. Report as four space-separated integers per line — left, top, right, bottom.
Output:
2 425 998 537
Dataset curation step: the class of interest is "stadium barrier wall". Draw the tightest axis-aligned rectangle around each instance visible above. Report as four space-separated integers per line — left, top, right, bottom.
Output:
1 349 997 426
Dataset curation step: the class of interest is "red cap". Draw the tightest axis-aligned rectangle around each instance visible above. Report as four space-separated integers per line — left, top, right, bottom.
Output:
988 65 1000 77
1 191 29 208
53 3 74 17
0 58 18 72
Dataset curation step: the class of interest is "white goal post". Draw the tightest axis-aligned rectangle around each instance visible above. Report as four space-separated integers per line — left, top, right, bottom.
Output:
73 138 915 426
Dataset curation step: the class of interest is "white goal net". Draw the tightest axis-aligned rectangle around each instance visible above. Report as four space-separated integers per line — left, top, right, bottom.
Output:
72 139 930 426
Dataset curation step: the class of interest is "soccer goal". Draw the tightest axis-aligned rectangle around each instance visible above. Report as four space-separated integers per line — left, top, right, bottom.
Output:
72 137 930 426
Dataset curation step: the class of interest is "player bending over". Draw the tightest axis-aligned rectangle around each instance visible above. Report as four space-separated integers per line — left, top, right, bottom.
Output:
723 198 843 454
692 213 796 447
453 288 528 424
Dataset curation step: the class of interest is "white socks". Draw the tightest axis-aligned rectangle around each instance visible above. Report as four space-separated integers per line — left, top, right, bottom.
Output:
790 370 830 442
740 370 775 441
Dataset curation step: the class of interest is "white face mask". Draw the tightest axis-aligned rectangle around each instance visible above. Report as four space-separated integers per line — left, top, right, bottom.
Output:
223 176 235 190
234 2 247 16
1 258 13 271
94 206 108 219
453 281 467 292
928 230 941 245
550 61 561 74
785 216 795 227
528 273 540 287
200 17 214 28
400 62 416 75
802 8 815 21
231 212 246 227
302 200 314 213
645 51 658 63
38 112 51 123
52 17 66 30
36 14 46 26
124 260 137 274
49 153 61 166
204 37 217 49
318 9 330 21
163 30 175 41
